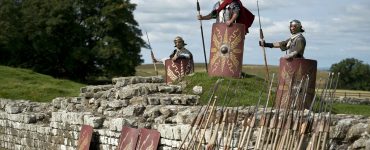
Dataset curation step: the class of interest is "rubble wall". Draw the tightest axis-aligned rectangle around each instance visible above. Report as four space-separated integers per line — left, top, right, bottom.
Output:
0 76 370 150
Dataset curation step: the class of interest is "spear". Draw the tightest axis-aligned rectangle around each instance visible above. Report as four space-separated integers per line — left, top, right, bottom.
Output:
206 80 233 150
256 0 270 82
244 91 264 149
292 75 310 149
321 72 340 150
308 74 332 150
269 77 286 150
196 95 219 150
179 79 223 149
316 73 335 150
297 78 321 149
196 0 208 72
277 76 303 150
255 73 275 149
224 83 242 150
237 97 260 149
263 74 281 150
145 31 158 75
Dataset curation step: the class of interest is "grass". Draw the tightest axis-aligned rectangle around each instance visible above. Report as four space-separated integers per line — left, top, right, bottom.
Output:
180 72 272 107
0 65 85 102
332 103 370 116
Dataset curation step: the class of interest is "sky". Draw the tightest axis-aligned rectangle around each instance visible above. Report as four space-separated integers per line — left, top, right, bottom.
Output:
131 0 370 68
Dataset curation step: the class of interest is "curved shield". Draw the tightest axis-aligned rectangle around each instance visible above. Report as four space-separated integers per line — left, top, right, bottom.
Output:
208 23 245 78
117 126 139 150
165 58 194 84
275 58 317 110
77 125 93 150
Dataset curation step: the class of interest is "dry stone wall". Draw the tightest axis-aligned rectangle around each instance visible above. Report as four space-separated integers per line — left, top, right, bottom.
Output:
0 75 370 150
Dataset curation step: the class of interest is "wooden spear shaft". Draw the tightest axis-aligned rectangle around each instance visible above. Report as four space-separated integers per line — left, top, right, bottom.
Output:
206 80 232 150
196 96 219 150
196 0 208 72
145 31 158 76
182 79 223 150
321 73 340 150
256 0 270 81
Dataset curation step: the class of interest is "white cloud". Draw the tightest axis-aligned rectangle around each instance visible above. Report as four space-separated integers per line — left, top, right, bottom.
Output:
133 0 370 67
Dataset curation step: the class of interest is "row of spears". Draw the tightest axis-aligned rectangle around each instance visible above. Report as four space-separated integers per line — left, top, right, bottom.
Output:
178 72 340 150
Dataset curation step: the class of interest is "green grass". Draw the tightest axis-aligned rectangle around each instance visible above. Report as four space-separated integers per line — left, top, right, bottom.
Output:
180 72 272 107
332 103 370 116
0 65 85 102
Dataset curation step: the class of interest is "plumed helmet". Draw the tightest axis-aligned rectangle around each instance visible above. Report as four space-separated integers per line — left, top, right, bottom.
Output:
290 19 305 32
174 36 187 46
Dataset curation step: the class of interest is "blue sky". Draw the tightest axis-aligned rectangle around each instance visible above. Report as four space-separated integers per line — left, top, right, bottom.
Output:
131 0 370 68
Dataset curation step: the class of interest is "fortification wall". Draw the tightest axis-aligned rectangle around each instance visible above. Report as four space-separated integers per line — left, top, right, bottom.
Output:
1 76 370 150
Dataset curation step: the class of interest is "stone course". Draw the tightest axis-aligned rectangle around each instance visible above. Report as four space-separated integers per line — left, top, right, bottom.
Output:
0 75 370 150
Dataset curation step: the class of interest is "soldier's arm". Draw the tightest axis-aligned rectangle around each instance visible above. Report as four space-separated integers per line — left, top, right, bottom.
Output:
226 13 239 26
259 40 281 48
198 12 213 20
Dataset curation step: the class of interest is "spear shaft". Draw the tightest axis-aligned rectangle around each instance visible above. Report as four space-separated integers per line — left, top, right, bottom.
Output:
196 0 208 72
145 31 158 75
256 0 270 81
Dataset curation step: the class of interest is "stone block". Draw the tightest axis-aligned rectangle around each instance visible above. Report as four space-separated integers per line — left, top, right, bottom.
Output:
5 105 21 114
84 115 104 128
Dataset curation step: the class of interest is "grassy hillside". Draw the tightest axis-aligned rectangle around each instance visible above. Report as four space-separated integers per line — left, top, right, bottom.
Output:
0 65 85 102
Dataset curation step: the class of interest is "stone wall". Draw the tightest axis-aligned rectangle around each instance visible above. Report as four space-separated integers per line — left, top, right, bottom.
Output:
0 76 370 150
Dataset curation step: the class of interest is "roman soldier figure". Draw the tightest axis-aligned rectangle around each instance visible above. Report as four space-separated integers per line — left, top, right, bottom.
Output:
153 36 194 84
260 19 306 59
260 20 317 109
197 0 254 34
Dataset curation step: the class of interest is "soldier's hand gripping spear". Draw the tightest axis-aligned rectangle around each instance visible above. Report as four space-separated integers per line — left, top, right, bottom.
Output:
256 0 270 82
196 0 208 72
145 31 158 75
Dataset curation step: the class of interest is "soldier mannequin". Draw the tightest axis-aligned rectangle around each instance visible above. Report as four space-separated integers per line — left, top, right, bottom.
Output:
260 19 306 59
153 36 193 63
197 0 240 26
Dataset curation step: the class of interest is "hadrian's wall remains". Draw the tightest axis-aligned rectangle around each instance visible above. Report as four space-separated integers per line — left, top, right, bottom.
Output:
1 76 370 150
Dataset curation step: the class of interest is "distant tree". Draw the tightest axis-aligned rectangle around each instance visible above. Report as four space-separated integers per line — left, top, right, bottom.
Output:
0 0 145 82
330 58 370 90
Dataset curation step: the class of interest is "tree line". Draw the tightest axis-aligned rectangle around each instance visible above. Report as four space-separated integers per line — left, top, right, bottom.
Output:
0 0 145 83
330 58 370 91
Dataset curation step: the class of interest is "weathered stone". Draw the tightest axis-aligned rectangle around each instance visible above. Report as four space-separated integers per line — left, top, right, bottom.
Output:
130 96 146 105
330 118 357 140
144 106 161 118
350 137 368 149
84 115 104 128
5 105 21 114
192 85 203 95
346 123 368 141
108 100 124 108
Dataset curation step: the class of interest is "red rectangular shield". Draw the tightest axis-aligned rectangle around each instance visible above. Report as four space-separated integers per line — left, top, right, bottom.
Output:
165 59 194 84
77 125 93 150
208 23 245 78
117 126 140 150
136 128 160 150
